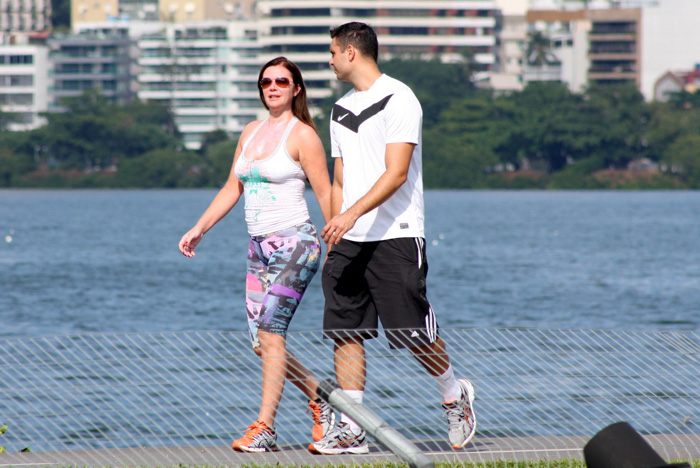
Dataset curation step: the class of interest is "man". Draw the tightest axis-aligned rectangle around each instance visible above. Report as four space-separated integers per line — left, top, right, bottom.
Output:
308 22 477 455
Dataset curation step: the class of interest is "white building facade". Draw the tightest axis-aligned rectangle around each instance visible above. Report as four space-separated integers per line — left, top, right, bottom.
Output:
48 30 136 111
0 0 51 34
137 21 261 149
256 0 498 99
0 43 47 130
640 0 700 100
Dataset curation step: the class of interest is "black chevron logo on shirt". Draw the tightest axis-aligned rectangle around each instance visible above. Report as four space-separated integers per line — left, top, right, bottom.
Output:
332 94 394 133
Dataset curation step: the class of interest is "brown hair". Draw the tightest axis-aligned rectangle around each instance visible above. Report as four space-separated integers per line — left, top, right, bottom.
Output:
257 56 316 130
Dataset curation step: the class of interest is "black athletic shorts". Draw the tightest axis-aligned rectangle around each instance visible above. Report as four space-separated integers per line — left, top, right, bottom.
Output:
322 237 439 349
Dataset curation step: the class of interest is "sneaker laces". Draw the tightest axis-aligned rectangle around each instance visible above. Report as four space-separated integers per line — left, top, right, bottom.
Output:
308 399 332 425
443 399 467 425
243 420 271 438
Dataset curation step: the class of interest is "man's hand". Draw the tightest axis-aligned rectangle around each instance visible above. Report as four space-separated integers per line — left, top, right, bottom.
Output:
321 209 359 245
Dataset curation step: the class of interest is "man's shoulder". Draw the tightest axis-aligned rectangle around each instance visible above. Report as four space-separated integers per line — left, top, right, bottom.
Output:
379 74 414 94
334 88 356 106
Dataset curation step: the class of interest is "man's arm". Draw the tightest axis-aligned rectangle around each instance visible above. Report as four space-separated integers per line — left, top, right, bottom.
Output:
321 142 414 245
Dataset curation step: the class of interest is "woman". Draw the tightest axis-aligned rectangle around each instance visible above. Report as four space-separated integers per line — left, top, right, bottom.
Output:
178 57 334 452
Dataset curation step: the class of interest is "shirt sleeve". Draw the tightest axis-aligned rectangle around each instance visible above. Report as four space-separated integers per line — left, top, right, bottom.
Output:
385 88 422 145
330 109 341 159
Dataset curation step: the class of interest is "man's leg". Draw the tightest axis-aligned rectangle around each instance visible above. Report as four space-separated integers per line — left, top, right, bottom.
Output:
410 336 477 449
365 238 477 449
335 335 366 391
410 336 450 376
307 335 370 455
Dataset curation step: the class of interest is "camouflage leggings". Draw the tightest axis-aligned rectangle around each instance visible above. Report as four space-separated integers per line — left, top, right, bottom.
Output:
245 219 321 349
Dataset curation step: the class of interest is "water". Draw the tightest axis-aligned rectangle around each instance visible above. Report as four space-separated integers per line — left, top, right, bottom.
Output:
2 190 700 452
2 189 700 337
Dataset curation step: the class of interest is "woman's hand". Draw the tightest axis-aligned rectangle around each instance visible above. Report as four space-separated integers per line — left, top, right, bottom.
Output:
178 228 204 258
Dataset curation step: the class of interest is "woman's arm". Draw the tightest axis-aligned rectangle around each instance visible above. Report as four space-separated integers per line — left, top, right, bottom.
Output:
294 124 332 225
178 123 255 257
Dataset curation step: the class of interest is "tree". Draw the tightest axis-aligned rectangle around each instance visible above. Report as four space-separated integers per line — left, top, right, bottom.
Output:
33 90 181 170
582 83 650 168
0 147 33 187
204 139 238 187
526 31 557 66
380 57 476 128
198 129 230 155
117 148 207 188
662 134 700 187
423 93 502 187
500 82 590 172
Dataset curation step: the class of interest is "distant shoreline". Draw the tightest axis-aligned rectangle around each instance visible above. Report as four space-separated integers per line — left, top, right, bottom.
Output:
4 167 688 190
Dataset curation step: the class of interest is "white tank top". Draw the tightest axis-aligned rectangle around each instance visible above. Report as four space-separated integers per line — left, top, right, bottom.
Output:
234 117 310 236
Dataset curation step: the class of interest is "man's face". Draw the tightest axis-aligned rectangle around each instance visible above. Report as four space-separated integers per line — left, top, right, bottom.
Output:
329 38 350 81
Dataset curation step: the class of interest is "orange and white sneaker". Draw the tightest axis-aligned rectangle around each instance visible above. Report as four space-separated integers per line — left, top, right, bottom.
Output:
232 420 279 453
308 398 336 442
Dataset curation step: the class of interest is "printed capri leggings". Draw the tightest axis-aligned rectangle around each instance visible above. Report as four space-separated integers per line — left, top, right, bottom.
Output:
245 219 321 349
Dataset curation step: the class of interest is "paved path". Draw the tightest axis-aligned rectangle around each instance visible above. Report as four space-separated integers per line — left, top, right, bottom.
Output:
1 433 698 467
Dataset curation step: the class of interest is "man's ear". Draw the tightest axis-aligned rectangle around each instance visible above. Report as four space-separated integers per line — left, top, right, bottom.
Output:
346 44 356 61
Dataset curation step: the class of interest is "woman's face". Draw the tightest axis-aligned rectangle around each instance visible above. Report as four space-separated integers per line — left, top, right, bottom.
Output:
260 65 300 111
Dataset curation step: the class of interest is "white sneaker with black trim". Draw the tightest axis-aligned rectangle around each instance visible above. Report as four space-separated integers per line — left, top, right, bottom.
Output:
307 421 369 455
442 378 477 449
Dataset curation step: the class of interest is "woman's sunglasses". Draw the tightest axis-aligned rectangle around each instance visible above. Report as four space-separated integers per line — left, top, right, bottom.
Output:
259 77 293 89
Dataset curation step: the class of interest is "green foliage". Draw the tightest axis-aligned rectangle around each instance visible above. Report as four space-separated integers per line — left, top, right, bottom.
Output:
204 139 238 187
117 148 207 188
32 90 181 171
2 63 700 189
50 0 70 30
0 147 33 187
380 57 475 128
662 134 700 188
198 129 231 156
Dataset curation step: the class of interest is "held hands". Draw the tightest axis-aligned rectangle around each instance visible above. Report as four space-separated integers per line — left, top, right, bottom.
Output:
321 210 358 245
178 228 204 258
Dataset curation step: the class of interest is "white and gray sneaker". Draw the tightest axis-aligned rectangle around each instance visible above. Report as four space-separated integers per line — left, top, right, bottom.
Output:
307 421 369 455
442 378 477 449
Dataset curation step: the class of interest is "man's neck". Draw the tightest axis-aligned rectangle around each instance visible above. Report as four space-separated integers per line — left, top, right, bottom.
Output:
351 66 383 92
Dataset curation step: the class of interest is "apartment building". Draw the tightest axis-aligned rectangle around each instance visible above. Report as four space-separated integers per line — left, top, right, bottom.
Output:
1 0 51 34
137 21 260 149
256 0 498 99
490 10 526 92
47 30 136 111
586 7 640 86
525 9 590 92
71 0 256 28
0 43 47 129
525 6 640 91
158 0 255 23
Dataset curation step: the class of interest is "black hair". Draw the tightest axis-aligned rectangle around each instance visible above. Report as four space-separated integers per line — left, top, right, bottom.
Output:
330 22 378 62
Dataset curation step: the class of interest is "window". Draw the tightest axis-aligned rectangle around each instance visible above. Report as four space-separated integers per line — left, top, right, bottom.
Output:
0 75 33 86
0 93 33 105
1 55 34 65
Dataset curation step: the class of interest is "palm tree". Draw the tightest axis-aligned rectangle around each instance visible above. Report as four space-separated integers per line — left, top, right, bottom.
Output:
526 31 557 66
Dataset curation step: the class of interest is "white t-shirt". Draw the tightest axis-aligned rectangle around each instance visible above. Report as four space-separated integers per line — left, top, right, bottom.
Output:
330 74 425 242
